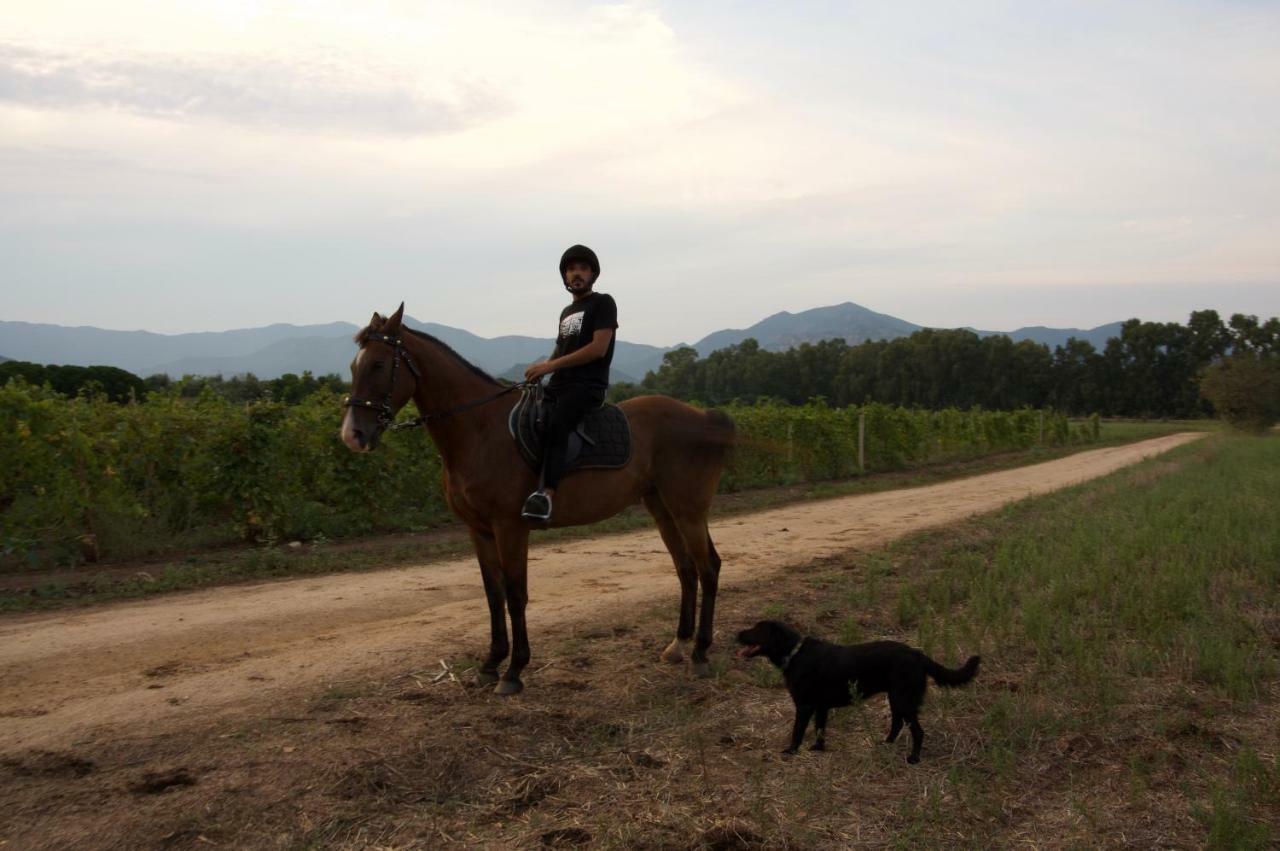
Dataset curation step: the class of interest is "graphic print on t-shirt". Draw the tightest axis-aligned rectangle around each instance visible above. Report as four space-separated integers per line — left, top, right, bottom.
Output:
559 311 584 340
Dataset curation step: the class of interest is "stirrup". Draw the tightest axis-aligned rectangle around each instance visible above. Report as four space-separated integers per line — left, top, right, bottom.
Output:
521 491 552 522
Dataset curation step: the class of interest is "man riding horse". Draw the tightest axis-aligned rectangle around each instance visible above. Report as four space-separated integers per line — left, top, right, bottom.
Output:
341 252 733 694
520 244 617 523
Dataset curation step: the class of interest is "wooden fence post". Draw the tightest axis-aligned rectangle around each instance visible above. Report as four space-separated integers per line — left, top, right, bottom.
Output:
1038 410 1045 445
858 411 866 473
786 422 794 466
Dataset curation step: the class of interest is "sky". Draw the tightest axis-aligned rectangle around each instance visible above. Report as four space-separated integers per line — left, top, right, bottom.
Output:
2 0 1278 345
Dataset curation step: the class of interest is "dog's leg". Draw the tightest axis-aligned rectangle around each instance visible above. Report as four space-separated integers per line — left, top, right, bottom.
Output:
810 706 829 751
785 704 814 755
907 716 924 764
886 713 903 743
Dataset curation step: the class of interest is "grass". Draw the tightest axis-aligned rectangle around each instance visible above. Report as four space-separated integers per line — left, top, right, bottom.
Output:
5 429 1271 849
432 429 1276 846
730 430 1278 846
0 420 1199 614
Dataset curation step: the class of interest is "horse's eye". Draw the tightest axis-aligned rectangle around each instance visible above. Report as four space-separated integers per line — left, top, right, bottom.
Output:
371 361 384 371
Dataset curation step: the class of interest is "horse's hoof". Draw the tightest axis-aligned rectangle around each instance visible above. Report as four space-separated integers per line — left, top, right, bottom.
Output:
494 678 524 696
660 639 686 664
475 669 500 687
691 661 713 679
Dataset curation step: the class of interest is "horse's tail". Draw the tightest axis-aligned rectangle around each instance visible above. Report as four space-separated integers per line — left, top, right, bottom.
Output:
701 408 736 449
705 408 736 472
705 407 735 436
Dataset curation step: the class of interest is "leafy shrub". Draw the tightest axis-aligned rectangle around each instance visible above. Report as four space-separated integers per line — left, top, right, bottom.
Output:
1199 355 1280 433
1 379 1087 567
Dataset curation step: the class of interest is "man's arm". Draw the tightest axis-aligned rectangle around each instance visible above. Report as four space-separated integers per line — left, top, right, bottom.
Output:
525 330 613 380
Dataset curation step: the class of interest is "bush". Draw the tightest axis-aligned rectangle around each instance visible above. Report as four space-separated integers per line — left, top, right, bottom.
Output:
1199 355 1280 433
717 401 1083 492
0 379 1089 567
0 381 445 567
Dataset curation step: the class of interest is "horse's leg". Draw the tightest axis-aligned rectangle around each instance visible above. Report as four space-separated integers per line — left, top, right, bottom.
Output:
470 529 508 687
643 492 697 664
492 523 531 696
674 516 719 678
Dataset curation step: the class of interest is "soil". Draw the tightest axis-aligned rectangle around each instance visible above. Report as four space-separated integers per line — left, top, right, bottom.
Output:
0 433 1201 759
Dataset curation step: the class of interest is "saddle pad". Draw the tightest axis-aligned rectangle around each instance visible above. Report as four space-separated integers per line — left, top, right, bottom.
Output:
508 390 632 473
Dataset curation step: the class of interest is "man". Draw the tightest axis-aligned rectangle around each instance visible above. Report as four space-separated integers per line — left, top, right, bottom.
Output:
521 244 618 522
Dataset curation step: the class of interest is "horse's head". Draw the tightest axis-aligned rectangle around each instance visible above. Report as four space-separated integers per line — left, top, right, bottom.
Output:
340 302 419 452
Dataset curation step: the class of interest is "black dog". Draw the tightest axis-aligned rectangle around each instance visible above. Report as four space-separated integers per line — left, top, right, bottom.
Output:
736 620 980 763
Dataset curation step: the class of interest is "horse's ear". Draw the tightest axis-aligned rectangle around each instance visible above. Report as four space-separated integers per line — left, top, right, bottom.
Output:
384 302 405 334
369 312 384 329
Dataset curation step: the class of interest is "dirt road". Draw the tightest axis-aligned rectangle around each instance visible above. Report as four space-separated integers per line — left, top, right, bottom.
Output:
0 433 1202 755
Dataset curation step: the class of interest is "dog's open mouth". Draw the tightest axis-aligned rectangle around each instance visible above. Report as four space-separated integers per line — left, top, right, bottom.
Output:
736 644 762 659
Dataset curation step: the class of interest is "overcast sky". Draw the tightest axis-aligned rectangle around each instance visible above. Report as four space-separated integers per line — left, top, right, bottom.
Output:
2 1 1277 344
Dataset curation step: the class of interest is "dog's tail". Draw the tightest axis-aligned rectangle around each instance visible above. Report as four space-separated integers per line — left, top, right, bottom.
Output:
923 654 980 687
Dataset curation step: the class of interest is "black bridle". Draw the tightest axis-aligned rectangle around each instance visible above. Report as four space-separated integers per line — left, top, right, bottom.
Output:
342 331 529 435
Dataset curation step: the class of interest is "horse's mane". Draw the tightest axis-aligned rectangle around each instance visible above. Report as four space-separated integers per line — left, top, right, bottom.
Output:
353 322 500 387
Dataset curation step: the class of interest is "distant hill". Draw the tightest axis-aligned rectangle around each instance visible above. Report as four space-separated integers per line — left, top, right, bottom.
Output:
140 316 665 382
412 320 663 384
978 322 1125 351
0 320 359 376
0 354 10 363
497 361 639 386
1 304 1133 382
150 335 357 379
690 302 921 355
686 302 1124 356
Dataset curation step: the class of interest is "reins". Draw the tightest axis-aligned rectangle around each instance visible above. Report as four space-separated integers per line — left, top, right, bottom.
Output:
342 330 530 432
389 382 528 432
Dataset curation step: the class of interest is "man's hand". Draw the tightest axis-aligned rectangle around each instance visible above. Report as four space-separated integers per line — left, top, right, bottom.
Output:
524 361 554 382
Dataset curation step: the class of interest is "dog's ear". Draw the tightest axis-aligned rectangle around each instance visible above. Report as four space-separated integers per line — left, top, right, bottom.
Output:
764 620 798 646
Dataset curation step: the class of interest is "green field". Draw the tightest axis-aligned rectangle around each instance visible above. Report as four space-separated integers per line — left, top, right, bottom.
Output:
0 420 1187 613
286 430 1273 848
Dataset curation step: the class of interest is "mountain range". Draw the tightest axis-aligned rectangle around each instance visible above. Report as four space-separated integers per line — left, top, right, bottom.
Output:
0 303 1126 383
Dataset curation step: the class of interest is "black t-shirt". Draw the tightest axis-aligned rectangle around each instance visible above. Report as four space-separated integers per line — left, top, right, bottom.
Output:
548 292 618 390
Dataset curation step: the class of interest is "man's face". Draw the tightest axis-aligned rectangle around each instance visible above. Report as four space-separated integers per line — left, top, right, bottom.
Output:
564 261 594 294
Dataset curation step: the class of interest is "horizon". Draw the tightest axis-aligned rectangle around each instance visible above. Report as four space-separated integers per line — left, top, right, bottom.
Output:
0 297 1251 349
3 2 1279 342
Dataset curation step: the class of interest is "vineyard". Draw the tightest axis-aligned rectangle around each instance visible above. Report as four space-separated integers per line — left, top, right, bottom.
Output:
0 381 1097 567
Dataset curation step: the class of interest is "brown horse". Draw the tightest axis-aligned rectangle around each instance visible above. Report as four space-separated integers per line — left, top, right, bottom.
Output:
339 304 735 695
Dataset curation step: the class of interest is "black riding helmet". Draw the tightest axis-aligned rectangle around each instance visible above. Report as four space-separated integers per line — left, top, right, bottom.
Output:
559 244 600 288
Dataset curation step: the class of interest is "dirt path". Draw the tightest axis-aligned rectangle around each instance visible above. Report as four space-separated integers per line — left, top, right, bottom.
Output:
0 433 1202 755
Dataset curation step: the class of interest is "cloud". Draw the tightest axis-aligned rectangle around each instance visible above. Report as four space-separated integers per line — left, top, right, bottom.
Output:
1 2 1277 339
0 41 507 135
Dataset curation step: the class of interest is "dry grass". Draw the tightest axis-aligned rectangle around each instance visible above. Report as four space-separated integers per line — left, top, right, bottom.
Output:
1 434 1276 850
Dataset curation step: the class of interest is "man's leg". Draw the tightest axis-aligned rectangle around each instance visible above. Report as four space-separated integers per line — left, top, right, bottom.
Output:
522 385 601 520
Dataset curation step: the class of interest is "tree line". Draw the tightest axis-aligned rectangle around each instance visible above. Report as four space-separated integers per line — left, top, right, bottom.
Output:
0 362 348 405
618 310 1279 419
142 371 348 404
6 309 1277 422
0 361 146 403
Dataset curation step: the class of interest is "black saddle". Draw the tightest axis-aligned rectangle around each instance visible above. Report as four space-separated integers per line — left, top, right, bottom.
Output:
508 384 632 474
